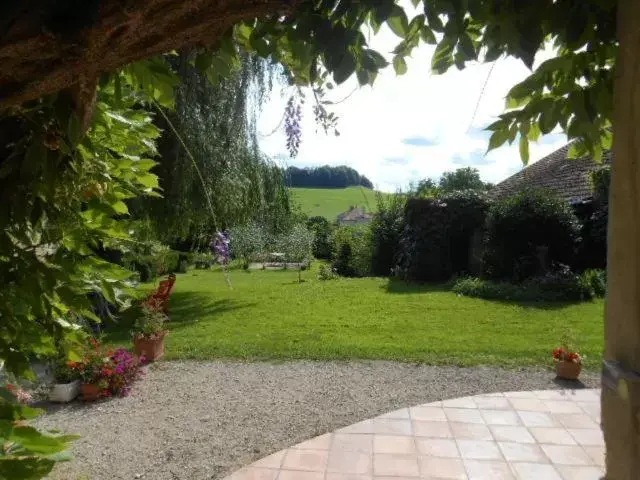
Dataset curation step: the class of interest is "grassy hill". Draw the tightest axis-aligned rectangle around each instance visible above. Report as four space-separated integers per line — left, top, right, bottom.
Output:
290 186 389 220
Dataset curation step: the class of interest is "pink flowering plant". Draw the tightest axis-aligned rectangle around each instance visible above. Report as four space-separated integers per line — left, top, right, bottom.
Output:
67 339 146 398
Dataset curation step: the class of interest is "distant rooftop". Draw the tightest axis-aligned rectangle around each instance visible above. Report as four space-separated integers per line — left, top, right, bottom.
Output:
491 143 610 204
337 206 373 223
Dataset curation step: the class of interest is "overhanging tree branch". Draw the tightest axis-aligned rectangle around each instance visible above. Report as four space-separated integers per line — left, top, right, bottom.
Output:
0 0 298 110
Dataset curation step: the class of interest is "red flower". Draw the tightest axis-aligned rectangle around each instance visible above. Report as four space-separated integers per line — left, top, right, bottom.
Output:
101 368 113 376
5 384 15 392
567 352 581 362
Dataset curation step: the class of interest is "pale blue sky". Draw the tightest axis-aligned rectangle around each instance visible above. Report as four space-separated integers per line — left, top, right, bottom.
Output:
256 8 567 192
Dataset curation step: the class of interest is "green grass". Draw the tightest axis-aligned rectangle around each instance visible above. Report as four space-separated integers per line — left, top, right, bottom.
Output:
290 186 390 220
106 265 604 368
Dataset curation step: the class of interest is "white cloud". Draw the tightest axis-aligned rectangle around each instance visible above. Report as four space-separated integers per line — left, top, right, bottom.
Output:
257 19 567 192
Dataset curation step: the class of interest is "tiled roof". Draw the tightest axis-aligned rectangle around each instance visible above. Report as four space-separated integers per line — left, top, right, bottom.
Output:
491 143 611 204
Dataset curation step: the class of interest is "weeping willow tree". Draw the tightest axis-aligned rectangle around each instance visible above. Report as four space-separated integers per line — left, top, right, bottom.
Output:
134 52 292 247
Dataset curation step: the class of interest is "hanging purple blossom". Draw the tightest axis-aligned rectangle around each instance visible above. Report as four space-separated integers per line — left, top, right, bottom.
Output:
211 231 233 288
285 96 302 157
210 231 230 265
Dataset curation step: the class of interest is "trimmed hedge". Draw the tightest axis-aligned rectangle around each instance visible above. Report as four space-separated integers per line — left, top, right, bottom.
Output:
370 193 406 276
483 189 580 281
396 192 489 282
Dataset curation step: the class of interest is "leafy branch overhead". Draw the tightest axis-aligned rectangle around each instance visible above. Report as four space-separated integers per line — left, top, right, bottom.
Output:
201 0 616 163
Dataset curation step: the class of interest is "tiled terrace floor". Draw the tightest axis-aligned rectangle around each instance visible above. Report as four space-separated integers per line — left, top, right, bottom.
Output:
224 389 604 480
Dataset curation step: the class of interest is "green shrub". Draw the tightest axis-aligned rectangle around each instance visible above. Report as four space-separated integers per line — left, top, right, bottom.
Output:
132 259 154 282
580 268 607 297
396 192 488 282
177 259 189 273
318 264 339 280
574 201 607 271
124 247 184 280
370 193 406 276
453 268 606 302
483 189 580 281
193 252 214 269
307 216 334 260
331 226 372 277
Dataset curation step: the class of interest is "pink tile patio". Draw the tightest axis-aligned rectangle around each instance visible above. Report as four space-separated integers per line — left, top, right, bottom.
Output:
224 389 603 480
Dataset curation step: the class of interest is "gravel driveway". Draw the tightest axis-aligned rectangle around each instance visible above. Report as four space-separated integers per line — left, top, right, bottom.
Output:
36 360 599 480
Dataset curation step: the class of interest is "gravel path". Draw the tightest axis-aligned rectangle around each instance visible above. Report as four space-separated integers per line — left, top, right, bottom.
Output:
36 360 599 480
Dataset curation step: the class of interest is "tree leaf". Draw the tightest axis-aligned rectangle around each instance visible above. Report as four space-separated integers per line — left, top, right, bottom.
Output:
111 201 129 215
519 135 530 164
528 122 541 142
431 39 455 73
387 6 409 38
333 52 356 84
568 141 588 159
459 34 477 60
487 129 510 152
420 26 437 45
393 55 408 75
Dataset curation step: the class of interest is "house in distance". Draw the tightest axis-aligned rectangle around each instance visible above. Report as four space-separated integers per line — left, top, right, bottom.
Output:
337 206 373 226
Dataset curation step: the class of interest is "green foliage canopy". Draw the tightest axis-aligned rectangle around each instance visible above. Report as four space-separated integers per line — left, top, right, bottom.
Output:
439 167 490 193
229 223 266 267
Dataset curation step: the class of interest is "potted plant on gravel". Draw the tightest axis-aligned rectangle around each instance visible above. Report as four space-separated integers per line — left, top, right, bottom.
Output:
49 360 81 403
68 340 146 401
553 346 583 380
71 341 112 401
133 301 168 362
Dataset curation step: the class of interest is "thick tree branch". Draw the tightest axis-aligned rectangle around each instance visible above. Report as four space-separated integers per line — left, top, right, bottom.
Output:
0 0 298 110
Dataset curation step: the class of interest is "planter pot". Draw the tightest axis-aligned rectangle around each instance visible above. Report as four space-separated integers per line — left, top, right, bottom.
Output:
49 380 80 403
134 333 166 362
81 383 101 402
556 360 582 380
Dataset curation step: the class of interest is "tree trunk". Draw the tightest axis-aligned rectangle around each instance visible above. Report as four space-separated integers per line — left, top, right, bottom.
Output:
0 0 297 110
602 0 640 478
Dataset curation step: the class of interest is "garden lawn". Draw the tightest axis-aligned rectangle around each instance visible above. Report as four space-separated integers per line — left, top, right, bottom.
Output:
107 266 604 368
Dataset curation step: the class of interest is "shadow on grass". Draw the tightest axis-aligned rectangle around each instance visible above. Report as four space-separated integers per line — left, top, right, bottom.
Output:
383 278 586 311
103 291 254 344
383 278 456 295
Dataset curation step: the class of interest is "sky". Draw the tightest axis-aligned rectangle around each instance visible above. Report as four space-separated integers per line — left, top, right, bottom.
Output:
256 9 567 192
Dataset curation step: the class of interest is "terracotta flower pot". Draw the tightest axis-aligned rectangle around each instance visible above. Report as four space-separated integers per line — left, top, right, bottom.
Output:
81 383 101 401
134 332 167 362
556 360 582 380
49 380 80 403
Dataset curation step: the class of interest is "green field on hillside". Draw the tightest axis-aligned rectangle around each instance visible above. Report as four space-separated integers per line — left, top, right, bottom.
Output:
290 186 390 220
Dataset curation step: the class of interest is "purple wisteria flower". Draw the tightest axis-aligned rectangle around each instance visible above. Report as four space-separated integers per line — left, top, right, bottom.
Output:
211 231 230 265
